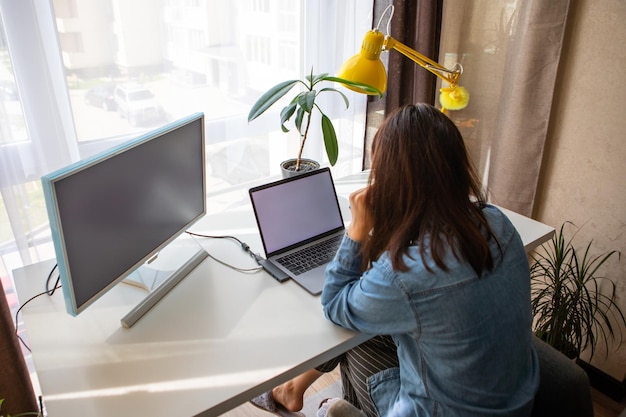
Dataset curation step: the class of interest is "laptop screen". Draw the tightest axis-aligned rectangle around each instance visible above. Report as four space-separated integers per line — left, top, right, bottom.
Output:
250 169 344 256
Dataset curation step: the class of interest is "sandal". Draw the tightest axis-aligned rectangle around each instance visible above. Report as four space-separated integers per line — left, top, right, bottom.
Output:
250 391 279 414
249 391 305 416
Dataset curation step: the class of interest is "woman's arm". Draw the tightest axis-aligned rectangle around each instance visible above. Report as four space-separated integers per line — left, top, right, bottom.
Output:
321 235 417 335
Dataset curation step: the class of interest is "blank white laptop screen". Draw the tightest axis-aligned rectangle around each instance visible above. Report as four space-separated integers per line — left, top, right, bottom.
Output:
251 168 344 256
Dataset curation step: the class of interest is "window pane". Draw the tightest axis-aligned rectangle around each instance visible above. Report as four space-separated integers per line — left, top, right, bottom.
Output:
58 2 264 141
53 1 307 213
1 0 373 274
0 23 26 145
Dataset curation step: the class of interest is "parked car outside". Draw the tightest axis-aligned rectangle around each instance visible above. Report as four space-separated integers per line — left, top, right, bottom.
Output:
114 83 164 126
84 84 117 111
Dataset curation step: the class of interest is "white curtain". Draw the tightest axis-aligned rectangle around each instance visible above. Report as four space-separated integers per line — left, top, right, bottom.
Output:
0 0 373 280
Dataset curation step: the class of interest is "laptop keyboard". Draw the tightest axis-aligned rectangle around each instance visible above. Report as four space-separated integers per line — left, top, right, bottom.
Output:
276 234 343 276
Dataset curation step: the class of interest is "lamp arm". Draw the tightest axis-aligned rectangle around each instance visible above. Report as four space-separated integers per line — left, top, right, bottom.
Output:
383 36 461 86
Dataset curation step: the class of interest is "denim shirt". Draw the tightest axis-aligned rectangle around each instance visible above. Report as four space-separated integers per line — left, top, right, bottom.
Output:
321 204 539 417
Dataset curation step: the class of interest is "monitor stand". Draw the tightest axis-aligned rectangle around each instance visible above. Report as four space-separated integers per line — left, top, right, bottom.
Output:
120 235 208 328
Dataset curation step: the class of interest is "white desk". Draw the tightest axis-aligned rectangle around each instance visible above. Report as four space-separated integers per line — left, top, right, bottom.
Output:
13 171 554 417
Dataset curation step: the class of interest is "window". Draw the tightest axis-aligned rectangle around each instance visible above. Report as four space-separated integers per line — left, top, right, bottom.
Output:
58 32 83 53
277 40 298 71
246 35 271 64
252 0 270 13
277 0 298 32
0 77 25 145
53 0 77 18
1 1 374 400
1 0 373 302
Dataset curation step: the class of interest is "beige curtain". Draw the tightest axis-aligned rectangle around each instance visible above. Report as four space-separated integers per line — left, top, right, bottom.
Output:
370 0 571 216
439 0 571 216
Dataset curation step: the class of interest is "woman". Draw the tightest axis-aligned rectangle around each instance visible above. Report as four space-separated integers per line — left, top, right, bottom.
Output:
253 103 539 416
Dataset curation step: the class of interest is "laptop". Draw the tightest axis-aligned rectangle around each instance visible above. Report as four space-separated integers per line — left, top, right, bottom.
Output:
249 168 345 295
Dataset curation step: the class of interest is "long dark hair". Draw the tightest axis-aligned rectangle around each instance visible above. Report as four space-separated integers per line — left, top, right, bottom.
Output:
363 103 497 275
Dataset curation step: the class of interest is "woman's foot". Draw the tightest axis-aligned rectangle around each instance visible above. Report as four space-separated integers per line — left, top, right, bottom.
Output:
271 379 305 411
251 369 323 413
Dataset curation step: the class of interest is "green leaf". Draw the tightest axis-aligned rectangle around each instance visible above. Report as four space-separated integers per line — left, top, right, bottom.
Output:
321 114 338 166
319 87 349 109
0 398 42 417
530 221 626 360
280 102 297 130
323 75 384 97
311 73 330 85
295 107 305 134
298 91 316 113
248 79 299 121
249 69 383 168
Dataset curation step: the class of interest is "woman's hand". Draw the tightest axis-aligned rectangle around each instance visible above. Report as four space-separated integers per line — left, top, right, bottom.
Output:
347 187 373 243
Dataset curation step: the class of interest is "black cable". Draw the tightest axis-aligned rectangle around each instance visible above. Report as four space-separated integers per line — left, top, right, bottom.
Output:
15 264 61 352
16 233 264 349
185 231 264 272
45 263 60 295
185 231 246 246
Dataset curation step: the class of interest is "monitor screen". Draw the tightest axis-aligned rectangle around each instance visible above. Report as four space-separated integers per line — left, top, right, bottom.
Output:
42 113 206 318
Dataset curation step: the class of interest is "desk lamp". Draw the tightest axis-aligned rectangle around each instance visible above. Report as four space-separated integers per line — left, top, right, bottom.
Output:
338 5 469 112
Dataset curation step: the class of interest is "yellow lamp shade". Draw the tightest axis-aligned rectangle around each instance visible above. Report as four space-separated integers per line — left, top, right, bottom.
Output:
337 30 387 94
439 85 470 111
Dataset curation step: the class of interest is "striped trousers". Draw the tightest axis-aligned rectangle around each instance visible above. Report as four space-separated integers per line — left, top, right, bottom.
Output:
316 335 399 417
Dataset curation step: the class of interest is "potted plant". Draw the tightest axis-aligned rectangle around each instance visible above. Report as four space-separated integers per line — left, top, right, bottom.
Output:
247 68 381 177
530 221 626 360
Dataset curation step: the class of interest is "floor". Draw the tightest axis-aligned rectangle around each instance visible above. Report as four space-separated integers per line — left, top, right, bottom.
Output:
593 388 626 417
220 369 626 417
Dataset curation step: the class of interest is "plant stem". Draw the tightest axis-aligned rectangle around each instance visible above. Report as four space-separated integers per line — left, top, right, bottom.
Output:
296 109 313 170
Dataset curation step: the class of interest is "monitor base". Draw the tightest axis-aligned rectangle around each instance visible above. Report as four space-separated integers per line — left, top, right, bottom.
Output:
120 237 208 328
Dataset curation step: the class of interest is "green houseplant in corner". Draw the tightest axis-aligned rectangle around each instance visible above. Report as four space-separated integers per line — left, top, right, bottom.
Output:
530 221 626 360
247 68 381 177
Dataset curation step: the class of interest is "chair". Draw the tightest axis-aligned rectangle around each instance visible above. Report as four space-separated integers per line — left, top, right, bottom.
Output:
531 335 594 417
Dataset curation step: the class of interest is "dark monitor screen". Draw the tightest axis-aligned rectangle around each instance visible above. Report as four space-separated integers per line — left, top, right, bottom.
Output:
42 113 206 317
